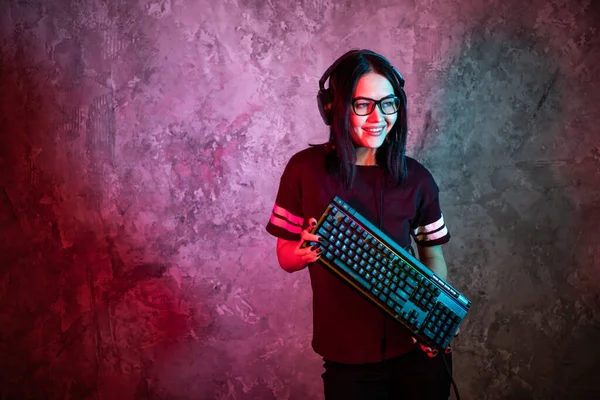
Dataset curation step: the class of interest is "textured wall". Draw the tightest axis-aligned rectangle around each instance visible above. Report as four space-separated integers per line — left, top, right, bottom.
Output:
0 0 599 399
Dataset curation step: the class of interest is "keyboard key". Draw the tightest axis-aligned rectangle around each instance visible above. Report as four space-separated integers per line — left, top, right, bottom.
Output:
395 289 409 301
333 258 372 290
389 292 406 307
405 276 418 287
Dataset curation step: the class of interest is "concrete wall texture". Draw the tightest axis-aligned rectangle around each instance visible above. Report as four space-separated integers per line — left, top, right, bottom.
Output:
0 0 598 399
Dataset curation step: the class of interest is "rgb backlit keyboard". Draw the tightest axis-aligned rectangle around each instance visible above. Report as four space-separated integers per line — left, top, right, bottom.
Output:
306 196 471 350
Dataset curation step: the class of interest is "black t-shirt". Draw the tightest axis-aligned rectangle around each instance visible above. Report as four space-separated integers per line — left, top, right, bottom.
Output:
266 144 450 364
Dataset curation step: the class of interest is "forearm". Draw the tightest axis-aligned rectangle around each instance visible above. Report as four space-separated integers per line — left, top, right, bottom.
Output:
421 255 448 280
277 241 307 273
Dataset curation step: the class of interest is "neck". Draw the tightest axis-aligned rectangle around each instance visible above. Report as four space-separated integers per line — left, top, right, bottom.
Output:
356 147 377 166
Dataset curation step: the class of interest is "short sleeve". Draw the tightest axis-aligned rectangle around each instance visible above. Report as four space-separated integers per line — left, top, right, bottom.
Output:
410 171 450 247
265 158 305 241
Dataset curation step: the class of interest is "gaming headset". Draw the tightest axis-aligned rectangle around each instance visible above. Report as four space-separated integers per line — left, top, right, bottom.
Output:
317 49 406 126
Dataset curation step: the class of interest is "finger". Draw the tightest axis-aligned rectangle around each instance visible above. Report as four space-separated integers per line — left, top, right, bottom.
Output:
295 243 322 257
303 250 322 264
302 231 321 244
301 220 321 243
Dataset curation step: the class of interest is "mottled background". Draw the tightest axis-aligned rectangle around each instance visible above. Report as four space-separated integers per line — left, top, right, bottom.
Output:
0 0 599 399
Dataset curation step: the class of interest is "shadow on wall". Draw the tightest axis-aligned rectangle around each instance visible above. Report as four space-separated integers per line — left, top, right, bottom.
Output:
0 32 215 400
417 24 600 399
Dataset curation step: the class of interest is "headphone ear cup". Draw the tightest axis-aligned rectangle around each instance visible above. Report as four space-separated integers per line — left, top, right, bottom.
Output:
317 88 333 125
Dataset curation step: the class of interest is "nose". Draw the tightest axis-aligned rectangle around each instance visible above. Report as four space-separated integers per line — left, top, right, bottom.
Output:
368 105 385 122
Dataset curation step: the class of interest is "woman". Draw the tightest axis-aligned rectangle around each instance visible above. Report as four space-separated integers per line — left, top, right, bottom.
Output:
266 49 453 399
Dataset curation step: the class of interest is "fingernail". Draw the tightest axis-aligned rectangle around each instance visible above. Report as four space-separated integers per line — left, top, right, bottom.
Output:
316 248 322 254
317 237 322 242
311 221 316 226
310 246 316 251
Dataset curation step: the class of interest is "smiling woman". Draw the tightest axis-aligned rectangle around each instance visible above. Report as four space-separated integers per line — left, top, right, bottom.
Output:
265 49 454 400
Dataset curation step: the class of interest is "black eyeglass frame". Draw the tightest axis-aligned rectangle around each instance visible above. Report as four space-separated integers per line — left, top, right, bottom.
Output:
351 96 401 116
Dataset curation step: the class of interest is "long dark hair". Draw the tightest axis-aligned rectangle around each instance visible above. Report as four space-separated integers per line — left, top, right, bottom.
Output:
324 50 408 189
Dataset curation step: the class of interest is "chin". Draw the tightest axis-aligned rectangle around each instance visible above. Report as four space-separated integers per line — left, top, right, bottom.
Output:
364 137 386 149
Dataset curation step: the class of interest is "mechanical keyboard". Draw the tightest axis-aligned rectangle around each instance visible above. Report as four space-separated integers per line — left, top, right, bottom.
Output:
305 196 471 350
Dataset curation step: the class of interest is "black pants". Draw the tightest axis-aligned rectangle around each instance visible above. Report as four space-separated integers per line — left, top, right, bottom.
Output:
322 348 452 400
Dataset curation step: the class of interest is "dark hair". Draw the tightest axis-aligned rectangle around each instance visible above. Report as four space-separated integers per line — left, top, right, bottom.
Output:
325 50 408 189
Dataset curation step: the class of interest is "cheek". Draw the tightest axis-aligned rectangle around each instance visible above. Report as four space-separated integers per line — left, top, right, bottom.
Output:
385 115 398 128
350 114 366 131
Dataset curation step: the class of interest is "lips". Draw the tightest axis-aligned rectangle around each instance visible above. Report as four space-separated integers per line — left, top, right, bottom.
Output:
363 126 386 135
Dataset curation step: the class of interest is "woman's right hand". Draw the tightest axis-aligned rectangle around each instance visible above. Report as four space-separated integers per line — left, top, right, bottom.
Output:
276 217 322 272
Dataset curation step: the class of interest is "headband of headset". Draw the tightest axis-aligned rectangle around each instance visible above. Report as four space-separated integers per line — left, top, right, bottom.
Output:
317 49 405 125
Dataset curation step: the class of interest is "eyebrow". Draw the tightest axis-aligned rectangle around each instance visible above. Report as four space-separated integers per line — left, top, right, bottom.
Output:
352 95 396 101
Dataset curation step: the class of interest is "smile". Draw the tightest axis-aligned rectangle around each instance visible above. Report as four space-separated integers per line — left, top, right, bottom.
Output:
363 127 385 135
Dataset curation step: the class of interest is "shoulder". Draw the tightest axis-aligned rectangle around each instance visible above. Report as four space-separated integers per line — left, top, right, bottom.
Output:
288 143 329 165
405 156 437 188
284 143 330 173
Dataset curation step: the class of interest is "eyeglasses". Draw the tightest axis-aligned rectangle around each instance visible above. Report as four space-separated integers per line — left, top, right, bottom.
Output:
352 96 400 116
